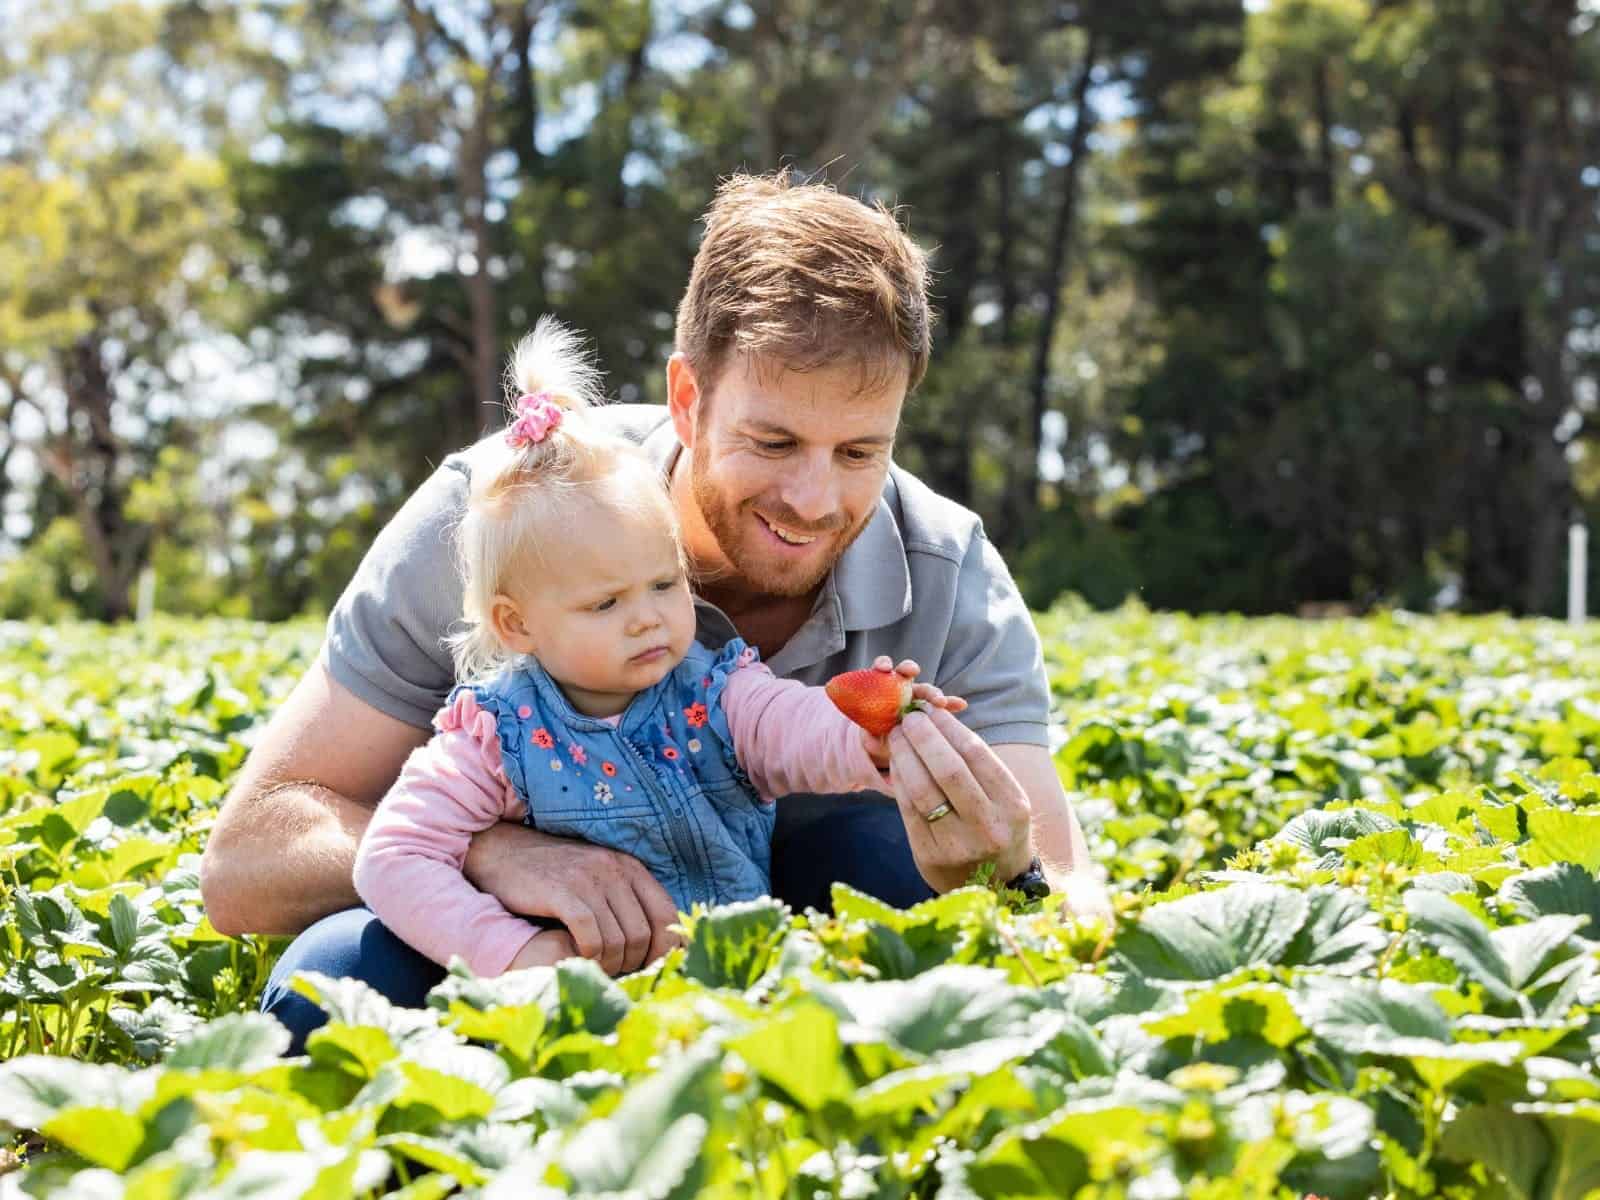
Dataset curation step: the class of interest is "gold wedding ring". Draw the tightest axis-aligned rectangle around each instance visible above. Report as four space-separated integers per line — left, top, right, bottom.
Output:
922 801 953 824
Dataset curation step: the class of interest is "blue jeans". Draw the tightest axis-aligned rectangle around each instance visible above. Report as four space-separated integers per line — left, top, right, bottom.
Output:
260 797 932 1053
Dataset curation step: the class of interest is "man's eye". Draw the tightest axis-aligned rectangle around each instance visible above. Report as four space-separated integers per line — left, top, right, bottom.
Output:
757 440 791 453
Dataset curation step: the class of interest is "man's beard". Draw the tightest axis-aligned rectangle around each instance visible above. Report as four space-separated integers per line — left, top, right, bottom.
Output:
689 437 869 598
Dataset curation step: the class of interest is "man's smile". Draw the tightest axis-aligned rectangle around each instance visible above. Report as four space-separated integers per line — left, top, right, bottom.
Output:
757 513 820 546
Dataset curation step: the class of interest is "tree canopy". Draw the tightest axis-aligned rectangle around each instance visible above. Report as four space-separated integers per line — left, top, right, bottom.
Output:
2 0 1597 619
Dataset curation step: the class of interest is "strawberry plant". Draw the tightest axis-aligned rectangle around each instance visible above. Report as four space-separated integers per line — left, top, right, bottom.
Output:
7 608 1600 1197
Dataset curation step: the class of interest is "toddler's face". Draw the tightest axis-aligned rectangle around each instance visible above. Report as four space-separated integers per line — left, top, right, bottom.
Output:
514 500 695 717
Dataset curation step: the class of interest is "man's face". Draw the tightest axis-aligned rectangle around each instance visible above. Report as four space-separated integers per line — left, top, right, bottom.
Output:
683 354 906 599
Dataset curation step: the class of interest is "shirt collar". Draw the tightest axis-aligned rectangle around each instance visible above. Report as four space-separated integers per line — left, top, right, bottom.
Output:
645 413 913 634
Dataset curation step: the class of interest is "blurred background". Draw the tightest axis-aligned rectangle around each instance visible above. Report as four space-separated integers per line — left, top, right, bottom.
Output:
1 0 1597 623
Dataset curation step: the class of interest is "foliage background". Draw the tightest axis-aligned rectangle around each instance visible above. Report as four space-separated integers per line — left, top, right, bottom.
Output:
2 0 1599 620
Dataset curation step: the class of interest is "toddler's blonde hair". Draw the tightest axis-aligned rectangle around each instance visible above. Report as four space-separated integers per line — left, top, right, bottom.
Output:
447 316 682 681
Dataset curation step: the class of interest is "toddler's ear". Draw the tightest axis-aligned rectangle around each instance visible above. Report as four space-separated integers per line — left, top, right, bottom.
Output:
489 593 538 655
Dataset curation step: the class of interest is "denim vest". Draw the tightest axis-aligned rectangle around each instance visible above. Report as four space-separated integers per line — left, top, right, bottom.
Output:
454 639 772 914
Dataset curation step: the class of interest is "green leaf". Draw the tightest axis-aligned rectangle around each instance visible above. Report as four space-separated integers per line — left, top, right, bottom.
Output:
70 836 174 889
1027 1013 1114 1082
491 1077 585 1126
0 1056 148 1130
815 965 1040 1059
1500 863 1600 933
549 958 632 1037
1229 1089 1374 1159
109 998 201 1062
1405 890 1521 1009
14 887 101 954
1115 882 1310 980
1407 891 1590 1013
1291 976 1452 1054
442 1001 546 1063
1343 829 1445 871
1144 982 1307 1049
165 1013 291 1071
292 971 440 1042
40 1106 146 1172
965 1102 1151 1197
1280 885 1388 972
679 896 789 990
107 892 140 953
556 1043 718 1198
306 1023 399 1079
727 1002 853 1112
1519 1103 1600 1200
377 1133 490 1186
1273 807 1399 857
391 1045 509 1124
1522 809 1600 872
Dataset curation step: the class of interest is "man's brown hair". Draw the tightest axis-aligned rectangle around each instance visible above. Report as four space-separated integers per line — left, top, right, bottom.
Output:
675 171 932 395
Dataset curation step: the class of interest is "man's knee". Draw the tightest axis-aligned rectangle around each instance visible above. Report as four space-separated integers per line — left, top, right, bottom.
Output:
260 907 444 1055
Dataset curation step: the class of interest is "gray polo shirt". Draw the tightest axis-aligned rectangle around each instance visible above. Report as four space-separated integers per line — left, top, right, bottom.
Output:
322 404 1049 748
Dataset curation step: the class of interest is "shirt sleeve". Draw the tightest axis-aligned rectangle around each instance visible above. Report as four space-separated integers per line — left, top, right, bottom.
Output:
720 665 888 801
936 529 1051 747
321 457 470 729
353 693 541 977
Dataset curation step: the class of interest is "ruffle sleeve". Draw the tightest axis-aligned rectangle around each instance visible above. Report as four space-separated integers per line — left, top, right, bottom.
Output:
433 688 509 788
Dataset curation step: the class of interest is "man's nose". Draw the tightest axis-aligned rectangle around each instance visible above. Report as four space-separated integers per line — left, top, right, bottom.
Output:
779 452 840 525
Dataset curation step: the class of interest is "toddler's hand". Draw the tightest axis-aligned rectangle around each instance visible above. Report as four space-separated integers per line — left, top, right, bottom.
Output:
508 927 580 973
861 656 966 770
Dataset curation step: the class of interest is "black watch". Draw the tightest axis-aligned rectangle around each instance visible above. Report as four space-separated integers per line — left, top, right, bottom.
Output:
1004 856 1051 900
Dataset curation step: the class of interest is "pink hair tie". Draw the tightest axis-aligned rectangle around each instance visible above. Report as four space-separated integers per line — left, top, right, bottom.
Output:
505 391 564 448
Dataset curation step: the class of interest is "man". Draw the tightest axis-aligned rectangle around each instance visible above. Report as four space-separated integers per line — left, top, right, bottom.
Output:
200 172 1107 1050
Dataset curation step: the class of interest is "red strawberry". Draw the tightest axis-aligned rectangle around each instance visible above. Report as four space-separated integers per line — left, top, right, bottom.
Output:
825 669 915 737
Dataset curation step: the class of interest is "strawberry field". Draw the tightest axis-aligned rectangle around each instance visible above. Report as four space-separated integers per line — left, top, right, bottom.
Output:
7 609 1600 1197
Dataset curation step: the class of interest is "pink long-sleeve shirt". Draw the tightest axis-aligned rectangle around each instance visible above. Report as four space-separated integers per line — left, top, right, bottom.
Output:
353 662 887 976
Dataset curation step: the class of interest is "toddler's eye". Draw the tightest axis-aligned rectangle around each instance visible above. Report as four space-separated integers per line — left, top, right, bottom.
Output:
593 598 616 612
653 578 679 591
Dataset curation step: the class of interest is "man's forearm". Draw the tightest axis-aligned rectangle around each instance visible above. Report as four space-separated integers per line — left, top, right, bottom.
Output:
993 741 1107 909
200 780 375 937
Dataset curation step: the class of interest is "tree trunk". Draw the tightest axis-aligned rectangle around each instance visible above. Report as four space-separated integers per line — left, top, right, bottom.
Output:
511 1 542 179
1311 59 1336 208
1005 26 1100 543
460 75 500 441
53 337 147 621
510 1 549 321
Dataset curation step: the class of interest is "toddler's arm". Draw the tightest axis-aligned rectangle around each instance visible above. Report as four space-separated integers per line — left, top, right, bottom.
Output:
354 693 550 976
720 664 890 799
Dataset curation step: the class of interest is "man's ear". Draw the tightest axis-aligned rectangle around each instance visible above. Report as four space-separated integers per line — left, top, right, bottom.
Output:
488 593 537 656
666 353 701 449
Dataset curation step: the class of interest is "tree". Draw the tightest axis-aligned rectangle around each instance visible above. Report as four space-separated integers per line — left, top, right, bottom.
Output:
1110 0 1600 613
0 3 242 619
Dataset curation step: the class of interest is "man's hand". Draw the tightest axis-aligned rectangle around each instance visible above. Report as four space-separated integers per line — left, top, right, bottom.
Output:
464 822 683 977
884 705 1034 894
858 656 967 770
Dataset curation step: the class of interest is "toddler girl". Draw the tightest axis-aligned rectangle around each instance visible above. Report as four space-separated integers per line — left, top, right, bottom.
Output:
353 318 962 976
